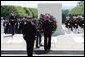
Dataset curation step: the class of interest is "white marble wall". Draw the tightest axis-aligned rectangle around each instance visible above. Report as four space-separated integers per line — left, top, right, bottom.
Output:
38 4 65 36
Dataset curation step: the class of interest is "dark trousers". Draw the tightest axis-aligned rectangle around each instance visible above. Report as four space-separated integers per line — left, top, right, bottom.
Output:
44 34 51 51
36 32 42 47
4 27 9 34
8 25 11 34
15 27 18 33
25 38 35 56
11 24 15 35
17 27 22 34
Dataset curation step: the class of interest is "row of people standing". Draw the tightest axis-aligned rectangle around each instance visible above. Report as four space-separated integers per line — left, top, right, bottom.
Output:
65 16 84 34
3 17 26 34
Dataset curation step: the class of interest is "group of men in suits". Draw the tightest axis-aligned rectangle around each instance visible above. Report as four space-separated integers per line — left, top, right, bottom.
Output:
65 16 84 34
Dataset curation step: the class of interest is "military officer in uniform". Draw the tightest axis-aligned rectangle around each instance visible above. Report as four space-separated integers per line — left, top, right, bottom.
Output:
81 17 84 30
22 16 37 56
19 18 24 34
73 17 78 34
81 17 84 34
78 16 84 34
36 20 43 48
65 17 72 34
3 18 9 34
77 16 82 34
9 11 17 36
15 18 18 34
17 18 21 34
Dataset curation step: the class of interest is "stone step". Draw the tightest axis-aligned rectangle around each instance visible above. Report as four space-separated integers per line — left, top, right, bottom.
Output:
1 54 84 56
1 50 84 54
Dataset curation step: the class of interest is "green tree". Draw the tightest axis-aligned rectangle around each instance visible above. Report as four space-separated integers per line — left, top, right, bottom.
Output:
77 1 84 6
14 6 28 17
1 5 28 18
1 5 38 18
29 8 38 18
62 9 69 23
68 6 84 17
24 7 33 16
1 5 17 18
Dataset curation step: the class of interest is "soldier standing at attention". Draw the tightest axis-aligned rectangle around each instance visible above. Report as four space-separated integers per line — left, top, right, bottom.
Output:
9 11 17 37
81 17 84 30
36 19 43 48
77 16 81 34
81 17 84 34
65 17 71 34
22 16 37 56
73 17 78 34
3 18 9 34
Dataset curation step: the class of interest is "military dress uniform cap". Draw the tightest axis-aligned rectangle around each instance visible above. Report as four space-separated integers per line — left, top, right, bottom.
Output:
26 16 33 19
73 16 77 18
81 17 84 19
77 16 82 18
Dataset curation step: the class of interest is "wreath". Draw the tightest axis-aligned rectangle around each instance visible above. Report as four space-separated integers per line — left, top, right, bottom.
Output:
37 13 57 33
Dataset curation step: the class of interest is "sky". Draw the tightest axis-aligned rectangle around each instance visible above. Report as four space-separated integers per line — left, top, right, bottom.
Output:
1 1 80 10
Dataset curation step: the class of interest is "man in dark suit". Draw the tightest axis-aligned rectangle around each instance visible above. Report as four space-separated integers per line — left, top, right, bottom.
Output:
42 16 53 51
22 16 37 56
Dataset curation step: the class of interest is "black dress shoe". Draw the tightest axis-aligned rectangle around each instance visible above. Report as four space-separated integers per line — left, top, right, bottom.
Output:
45 49 47 51
47 49 50 51
40 44 44 46
36 46 40 48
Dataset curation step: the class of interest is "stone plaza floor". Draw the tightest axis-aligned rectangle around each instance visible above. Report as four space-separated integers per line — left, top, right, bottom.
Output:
1 33 84 56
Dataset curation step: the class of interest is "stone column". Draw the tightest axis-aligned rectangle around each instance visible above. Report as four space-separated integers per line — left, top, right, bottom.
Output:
38 4 65 36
